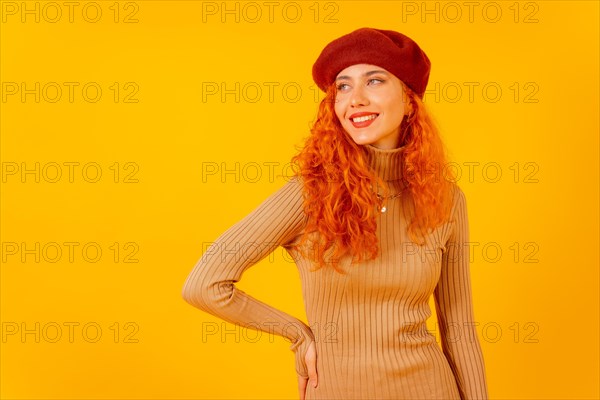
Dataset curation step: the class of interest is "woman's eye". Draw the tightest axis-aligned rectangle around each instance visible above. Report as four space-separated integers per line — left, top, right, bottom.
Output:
336 83 350 91
368 78 384 85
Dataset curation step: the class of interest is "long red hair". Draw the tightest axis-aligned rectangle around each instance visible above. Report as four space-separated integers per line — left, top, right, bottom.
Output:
290 82 456 273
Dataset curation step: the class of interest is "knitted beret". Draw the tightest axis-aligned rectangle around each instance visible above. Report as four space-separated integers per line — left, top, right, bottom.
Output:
312 27 431 98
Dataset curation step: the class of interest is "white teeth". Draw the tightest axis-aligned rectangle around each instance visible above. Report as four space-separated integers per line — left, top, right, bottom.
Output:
352 114 378 123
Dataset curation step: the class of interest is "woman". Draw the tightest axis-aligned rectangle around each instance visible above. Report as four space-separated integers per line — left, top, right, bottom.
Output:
182 27 489 400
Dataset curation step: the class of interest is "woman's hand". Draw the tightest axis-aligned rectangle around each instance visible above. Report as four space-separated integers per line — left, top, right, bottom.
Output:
297 340 318 400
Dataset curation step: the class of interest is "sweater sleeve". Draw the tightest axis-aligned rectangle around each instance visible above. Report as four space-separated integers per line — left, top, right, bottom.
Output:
181 176 315 378
433 185 489 400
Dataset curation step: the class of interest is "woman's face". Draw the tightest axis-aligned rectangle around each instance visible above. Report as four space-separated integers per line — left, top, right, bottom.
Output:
334 64 409 150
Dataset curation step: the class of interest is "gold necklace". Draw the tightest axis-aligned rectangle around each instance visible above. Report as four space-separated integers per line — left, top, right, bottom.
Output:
376 191 404 213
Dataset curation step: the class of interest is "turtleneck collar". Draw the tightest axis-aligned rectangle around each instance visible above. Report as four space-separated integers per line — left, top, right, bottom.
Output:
361 143 406 183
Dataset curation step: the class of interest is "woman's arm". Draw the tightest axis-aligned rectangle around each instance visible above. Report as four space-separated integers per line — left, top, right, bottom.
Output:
181 176 314 378
433 185 489 400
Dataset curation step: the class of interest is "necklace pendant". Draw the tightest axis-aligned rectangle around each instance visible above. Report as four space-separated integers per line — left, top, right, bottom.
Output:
381 206 387 213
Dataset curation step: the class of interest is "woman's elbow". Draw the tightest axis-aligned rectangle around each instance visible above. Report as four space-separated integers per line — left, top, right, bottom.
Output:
181 282 194 305
181 276 210 310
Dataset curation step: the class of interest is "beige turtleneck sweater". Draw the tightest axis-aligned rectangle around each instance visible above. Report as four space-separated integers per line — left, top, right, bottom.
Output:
182 143 489 400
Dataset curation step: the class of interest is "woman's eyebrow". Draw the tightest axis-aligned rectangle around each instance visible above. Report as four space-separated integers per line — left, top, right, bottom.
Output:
335 70 390 81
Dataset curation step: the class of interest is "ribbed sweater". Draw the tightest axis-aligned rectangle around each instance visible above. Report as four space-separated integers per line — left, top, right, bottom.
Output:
182 143 489 400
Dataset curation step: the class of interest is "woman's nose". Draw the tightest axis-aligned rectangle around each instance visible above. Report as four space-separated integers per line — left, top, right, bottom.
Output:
350 86 369 107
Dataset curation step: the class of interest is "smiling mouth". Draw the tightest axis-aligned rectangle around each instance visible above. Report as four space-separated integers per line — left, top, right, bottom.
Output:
351 114 379 123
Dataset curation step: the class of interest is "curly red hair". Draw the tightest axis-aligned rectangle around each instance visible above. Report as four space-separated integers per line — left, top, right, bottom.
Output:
291 82 456 273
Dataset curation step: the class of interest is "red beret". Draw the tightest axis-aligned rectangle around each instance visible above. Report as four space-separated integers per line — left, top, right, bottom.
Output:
312 27 431 98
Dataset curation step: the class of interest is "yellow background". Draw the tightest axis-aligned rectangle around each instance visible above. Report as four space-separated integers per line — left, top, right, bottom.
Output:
1 1 598 399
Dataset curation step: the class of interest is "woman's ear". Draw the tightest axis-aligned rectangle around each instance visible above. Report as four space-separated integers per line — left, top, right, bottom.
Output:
405 103 414 119
401 85 414 113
